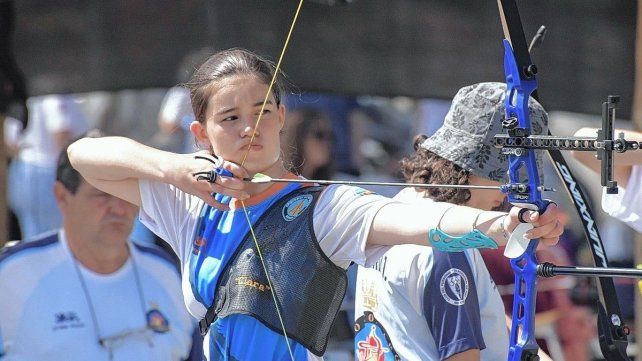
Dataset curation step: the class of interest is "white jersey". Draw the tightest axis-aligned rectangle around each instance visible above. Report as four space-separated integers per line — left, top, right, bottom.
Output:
602 165 642 233
141 176 463 360
138 179 397 320
0 230 194 361
355 188 508 361
17 95 89 167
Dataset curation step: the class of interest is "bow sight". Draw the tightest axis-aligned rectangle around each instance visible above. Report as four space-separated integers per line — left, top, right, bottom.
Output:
494 95 640 195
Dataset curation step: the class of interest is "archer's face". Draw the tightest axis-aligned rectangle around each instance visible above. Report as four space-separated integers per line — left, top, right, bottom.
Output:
192 74 286 174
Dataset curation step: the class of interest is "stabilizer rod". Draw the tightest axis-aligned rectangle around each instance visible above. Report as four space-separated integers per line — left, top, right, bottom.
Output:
538 262 642 279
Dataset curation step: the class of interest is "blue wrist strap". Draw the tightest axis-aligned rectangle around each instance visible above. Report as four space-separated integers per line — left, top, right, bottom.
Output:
429 229 499 252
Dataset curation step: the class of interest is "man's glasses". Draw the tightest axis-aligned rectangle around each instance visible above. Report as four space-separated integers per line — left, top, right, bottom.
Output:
99 325 154 360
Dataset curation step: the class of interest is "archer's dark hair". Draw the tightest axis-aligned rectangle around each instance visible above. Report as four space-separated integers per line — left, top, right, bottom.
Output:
186 48 285 124
56 129 104 194
400 134 472 205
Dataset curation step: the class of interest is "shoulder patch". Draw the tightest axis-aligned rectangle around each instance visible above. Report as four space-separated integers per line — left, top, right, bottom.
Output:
354 311 400 361
439 268 469 306
282 194 313 221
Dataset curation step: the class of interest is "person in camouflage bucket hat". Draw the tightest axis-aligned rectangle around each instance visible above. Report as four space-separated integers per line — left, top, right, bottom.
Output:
420 82 548 183
355 84 561 361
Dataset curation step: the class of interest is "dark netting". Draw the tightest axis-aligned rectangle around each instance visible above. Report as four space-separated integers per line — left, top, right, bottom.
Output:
213 186 347 356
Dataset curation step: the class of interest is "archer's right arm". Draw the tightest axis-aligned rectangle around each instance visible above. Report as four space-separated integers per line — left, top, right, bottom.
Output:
67 136 248 209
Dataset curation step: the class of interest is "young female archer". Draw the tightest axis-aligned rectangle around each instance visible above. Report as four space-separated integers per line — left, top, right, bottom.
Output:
68 49 563 361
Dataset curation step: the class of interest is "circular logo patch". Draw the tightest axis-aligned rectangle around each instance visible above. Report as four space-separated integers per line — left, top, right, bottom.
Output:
282 194 313 221
146 308 170 333
439 268 469 306
354 311 399 361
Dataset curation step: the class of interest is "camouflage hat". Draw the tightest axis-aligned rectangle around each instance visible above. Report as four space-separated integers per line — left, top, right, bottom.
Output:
421 82 548 182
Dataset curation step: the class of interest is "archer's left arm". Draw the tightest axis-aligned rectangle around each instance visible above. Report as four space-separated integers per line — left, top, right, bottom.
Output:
367 201 563 249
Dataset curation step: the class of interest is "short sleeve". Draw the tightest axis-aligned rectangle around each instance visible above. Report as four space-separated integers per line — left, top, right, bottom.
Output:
138 179 204 263
313 185 395 268
423 250 485 360
602 165 642 233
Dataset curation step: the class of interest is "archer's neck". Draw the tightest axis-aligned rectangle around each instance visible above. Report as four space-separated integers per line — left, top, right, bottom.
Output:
246 159 289 195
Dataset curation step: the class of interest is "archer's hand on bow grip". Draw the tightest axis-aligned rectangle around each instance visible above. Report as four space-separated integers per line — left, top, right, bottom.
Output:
506 202 563 247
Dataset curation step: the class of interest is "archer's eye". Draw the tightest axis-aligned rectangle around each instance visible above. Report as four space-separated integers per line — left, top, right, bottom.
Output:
222 115 238 122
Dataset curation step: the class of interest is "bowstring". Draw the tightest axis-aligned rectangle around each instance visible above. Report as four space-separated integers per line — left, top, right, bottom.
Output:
238 1 304 360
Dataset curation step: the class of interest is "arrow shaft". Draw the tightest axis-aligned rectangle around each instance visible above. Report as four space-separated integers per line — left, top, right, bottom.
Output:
261 178 502 190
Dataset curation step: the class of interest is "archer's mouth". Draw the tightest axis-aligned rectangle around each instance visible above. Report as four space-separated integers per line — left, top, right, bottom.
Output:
244 144 263 151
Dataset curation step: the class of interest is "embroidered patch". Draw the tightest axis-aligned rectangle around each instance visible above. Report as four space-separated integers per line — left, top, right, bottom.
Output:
146 307 170 333
282 194 313 221
354 311 400 361
439 268 469 306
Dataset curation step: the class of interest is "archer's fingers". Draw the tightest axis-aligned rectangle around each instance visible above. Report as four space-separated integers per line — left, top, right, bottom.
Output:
541 219 564 246
527 218 564 243
535 202 560 226
220 160 250 180
208 183 249 200
215 172 248 191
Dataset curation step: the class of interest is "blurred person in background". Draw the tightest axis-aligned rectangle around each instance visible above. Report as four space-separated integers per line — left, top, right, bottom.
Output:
573 128 642 233
282 107 335 180
282 107 355 360
4 115 23 240
0 131 197 361
151 48 213 155
354 83 560 361
153 85 193 154
7 94 88 240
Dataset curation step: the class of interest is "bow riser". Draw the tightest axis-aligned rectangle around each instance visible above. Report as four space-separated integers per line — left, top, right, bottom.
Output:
502 38 547 361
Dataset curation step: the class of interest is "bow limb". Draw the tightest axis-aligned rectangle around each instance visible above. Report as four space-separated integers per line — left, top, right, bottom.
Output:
236 2 304 360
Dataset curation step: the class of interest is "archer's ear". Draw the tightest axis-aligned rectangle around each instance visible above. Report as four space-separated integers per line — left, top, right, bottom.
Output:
190 121 210 148
278 104 286 130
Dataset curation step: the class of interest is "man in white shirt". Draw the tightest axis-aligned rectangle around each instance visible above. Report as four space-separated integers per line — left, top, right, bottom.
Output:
0 131 197 361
